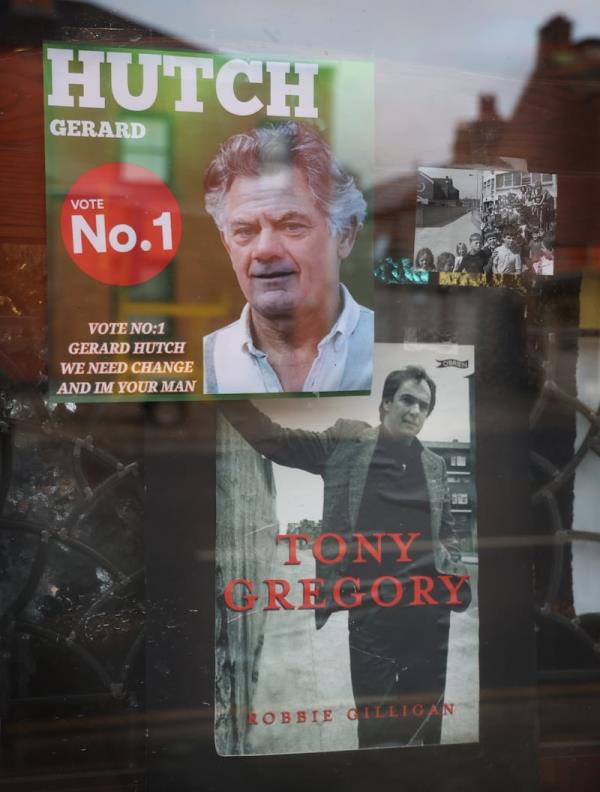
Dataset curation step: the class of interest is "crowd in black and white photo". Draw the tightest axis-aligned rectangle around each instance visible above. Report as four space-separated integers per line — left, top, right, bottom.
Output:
415 183 556 276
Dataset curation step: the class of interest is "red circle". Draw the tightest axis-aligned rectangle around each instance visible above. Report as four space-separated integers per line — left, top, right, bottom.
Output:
60 162 182 286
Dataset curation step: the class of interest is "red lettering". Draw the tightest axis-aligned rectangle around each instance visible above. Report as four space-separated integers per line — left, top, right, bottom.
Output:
277 533 309 565
389 531 420 562
371 576 403 607
332 576 363 608
353 532 384 563
313 532 346 564
412 704 424 716
443 703 454 715
438 574 470 605
347 708 359 720
281 711 291 723
299 577 326 609
223 578 258 612
246 711 258 725
297 711 307 723
323 709 333 722
411 576 438 605
263 712 275 724
264 578 294 610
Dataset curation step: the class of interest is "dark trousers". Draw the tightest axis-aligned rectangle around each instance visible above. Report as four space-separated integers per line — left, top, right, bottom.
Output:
348 605 450 748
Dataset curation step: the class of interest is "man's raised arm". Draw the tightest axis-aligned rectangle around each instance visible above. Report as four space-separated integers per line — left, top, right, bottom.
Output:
219 401 339 475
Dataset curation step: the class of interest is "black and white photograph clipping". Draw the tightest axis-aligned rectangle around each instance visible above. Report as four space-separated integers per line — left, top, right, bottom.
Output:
216 342 478 755
415 167 557 276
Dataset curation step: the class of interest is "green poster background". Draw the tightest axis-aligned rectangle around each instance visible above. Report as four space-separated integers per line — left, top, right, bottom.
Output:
43 43 374 402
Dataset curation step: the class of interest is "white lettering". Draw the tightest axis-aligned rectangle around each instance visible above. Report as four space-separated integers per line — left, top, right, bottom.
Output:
60 361 85 375
66 119 82 136
70 199 104 209
46 47 319 119
97 120 113 138
216 59 264 116
163 55 214 112
114 121 130 138
46 47 105 109
94 382 115 394
109 224 137 253
81 119 96 137
49 118 66 136
49 119 146 139
72 214 106 254
57 381 92 395
266 61 318 118
88 322 127 334
105 52 162 112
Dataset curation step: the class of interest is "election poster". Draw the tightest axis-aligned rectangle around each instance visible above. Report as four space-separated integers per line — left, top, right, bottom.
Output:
215 342 478 755
43 43 374 402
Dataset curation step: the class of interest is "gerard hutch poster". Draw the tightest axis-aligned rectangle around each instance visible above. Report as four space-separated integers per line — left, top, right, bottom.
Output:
43 43 374 402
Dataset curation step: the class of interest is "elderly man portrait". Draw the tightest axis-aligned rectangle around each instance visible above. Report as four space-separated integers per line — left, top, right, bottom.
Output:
222 365 470 749
203 122 373 395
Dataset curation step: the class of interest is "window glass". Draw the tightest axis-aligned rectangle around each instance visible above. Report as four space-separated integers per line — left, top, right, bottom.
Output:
1 1 600 790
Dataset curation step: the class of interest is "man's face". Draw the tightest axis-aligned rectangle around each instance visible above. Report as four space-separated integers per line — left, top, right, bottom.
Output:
469 238 481 253
488 236 498 249
382 378 432 440
503 234 514 247
220 167 354 320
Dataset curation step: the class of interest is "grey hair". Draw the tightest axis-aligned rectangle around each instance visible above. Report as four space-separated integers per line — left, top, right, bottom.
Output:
203 122 367 236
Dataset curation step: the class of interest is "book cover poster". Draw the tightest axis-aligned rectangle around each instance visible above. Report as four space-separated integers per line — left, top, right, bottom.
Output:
216 343 478 755
43 43 373 402
413 166 557 283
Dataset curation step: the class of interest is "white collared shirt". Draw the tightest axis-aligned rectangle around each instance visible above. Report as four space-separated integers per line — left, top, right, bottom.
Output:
203 284 373 394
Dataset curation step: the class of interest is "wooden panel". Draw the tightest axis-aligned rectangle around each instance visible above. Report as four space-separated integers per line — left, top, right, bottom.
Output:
0 242 45 380
0 46 46 244
541 747 600 792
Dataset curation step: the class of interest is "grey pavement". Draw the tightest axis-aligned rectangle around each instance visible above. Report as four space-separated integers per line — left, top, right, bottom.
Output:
245 546 479 754
414 210 481 260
